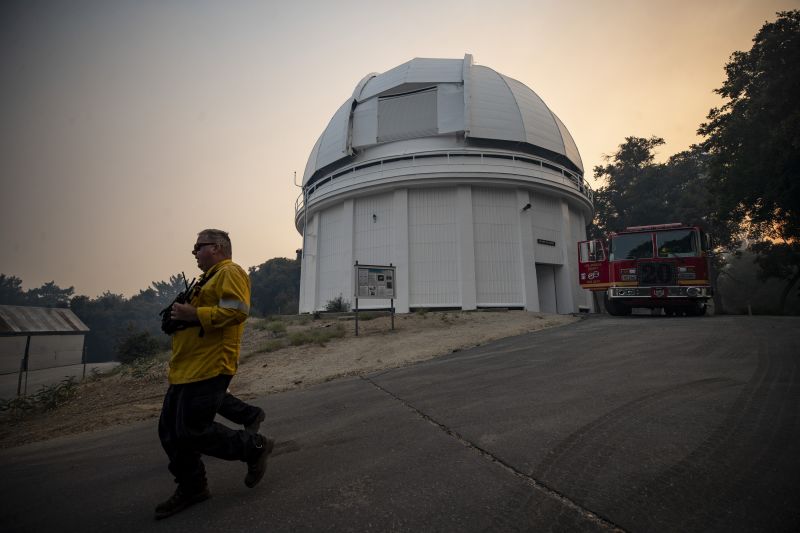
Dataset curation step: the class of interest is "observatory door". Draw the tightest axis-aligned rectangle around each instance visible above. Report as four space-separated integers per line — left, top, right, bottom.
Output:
536 263 558 314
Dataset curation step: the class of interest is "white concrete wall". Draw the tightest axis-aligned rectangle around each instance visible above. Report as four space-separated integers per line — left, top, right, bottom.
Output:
317 205 348 309
354 193 394 309
569 205 589 311
456 186 477 310
517 189 540 312
531 192 563 265
392 190 410 313
300 185 588 314
299 212 319 313
408 188 460 307
556 200 576 314
472 187 523 307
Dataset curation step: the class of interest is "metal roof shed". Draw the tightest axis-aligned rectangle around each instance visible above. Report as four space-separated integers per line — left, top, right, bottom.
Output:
0 305 90 396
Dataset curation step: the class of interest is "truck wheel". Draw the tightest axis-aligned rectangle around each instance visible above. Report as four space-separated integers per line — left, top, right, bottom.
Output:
664 307 675 317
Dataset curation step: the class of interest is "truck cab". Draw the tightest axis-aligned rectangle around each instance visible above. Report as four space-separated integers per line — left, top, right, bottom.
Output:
578 223 712 316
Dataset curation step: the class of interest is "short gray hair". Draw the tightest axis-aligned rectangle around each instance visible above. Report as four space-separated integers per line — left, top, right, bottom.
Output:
198 228 232 257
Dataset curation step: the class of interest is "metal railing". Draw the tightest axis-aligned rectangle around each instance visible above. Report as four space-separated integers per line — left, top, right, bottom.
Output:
295 149 594 218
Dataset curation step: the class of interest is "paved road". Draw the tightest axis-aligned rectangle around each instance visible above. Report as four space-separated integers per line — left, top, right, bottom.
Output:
1 315 798 532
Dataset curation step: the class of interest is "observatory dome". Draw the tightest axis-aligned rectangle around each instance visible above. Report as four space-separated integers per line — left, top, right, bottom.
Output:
296 55 594 315
303 55 583 188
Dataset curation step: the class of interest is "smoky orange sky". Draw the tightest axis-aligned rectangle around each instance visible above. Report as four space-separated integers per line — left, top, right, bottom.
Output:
1 0 796 297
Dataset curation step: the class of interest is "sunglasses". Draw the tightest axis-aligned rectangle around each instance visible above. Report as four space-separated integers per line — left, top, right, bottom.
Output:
192 242 217 253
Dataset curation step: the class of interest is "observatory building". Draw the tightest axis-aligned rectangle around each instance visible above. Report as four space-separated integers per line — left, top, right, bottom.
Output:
295 55 594 314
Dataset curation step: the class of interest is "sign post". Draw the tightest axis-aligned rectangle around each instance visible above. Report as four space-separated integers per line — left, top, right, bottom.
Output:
353 262 396 337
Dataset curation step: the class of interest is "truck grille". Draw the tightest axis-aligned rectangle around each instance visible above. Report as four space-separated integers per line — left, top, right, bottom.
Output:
637 262 676 286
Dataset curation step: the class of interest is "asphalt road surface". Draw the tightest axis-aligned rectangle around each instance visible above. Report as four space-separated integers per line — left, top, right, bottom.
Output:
1 315 798 532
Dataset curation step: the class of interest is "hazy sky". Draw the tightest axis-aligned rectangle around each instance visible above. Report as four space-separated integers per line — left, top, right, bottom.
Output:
1 0 797 297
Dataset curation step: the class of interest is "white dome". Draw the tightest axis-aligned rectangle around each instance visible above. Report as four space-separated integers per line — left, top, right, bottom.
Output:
303 54 583 187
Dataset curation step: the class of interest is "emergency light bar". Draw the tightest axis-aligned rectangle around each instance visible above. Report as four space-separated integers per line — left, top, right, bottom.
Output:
624 223 684 232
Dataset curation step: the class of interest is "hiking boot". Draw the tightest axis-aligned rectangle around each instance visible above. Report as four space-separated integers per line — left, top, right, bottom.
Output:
244 434 275 488
154 485 211 520
244 408 266 434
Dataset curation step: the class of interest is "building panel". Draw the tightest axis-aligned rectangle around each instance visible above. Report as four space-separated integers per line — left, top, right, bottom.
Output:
354 193 394 309
378 88 438 143
351 97 378 148
531 193 564 264
503 75 564 156
408 188 460 307
437 84 465 134
314 99 353 171
468 66 525 142
317 205 348 308
472 187 523 306
569 206 587 310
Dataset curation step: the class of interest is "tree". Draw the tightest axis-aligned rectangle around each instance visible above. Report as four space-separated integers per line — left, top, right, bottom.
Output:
70 291 129 362
699 10 800 243
148 274 189 307
249 257 301 316
591 136 666 237
116 326 161 364
0 274 26 305
25 280 74 308
751 241 800 314
591 138 718 237
0 276 75 308
698 10 800 313
591 138 742 312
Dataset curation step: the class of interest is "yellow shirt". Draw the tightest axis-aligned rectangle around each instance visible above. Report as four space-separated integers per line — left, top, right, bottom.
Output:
168 259 250 384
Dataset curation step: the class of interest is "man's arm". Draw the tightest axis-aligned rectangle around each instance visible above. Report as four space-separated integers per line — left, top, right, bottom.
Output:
194 267 250 331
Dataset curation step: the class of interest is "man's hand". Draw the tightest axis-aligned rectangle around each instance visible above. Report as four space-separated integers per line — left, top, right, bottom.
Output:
171 302 199 322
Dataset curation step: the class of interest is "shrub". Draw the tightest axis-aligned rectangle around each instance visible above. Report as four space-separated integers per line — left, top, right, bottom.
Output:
116 329 161 364
119 356 167 381
265 320 287 336
0 377 79 419
257 339 287 353
288 324 346 346
325 294 351 312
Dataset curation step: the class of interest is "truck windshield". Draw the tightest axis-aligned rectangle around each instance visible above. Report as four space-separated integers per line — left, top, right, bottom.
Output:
610 233 653 260
656 229 697 257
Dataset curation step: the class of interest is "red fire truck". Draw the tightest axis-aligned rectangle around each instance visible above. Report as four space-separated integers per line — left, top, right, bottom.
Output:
577 223 712 316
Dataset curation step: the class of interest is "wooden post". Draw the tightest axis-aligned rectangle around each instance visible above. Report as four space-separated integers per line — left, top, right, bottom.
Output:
17 335 31 397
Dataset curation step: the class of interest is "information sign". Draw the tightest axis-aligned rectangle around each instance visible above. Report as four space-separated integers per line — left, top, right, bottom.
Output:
354 264 396 299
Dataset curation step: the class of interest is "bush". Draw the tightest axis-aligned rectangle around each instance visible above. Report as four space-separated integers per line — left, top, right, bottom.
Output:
325 294 351 312
116 329 161 364
0 377 79 419
288 324 346 346
265 320 287 336
119 356 167 381
257 339 287 353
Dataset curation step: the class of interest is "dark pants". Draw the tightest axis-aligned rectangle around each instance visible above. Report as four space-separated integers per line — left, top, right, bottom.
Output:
218 392 262 426
158 374 260 489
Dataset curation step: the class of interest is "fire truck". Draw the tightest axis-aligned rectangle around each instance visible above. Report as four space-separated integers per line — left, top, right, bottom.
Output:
577 223 712 316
